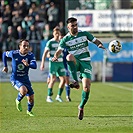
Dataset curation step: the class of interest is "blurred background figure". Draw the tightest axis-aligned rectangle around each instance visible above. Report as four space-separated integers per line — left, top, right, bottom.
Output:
58 21 66 37
6 26 17 50
47 2 59 30
14 25 27 41
43 24 52 41
26 24 41 58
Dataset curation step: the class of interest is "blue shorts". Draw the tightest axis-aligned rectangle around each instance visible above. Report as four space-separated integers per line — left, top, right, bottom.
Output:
10 79 34 96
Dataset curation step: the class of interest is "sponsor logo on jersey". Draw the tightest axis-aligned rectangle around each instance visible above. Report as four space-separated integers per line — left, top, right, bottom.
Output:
17 63 25 70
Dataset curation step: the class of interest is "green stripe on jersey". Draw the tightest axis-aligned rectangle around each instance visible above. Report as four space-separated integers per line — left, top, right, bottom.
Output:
59 31 94 61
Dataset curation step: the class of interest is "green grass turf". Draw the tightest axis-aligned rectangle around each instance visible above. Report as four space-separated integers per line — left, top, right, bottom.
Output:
0 82 132 133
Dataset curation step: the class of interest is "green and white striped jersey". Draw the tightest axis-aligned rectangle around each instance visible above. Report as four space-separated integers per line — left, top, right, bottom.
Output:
45 38 63 62
59 31 96 61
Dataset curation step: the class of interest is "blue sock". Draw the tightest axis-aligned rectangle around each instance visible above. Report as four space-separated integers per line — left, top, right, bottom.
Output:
27 102 34 112
17 92 24 102
65 85 70 97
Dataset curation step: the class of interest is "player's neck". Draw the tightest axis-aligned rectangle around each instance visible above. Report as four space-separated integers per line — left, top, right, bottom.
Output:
54 38 60 42
19 50 28 56
70 32 78 37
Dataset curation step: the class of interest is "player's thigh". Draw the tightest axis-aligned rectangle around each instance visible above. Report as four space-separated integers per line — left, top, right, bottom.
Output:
24 81 34 96
57 63 66 77
11 80 26 91
49 61 58 75
80 61 92 79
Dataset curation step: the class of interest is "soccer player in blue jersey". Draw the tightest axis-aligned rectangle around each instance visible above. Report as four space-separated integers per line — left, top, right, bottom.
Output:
62 48 71 102
2 40 37 116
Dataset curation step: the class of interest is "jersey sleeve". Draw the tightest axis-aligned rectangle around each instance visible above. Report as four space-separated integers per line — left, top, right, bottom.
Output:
29 53 37 69
45 41 51 51
85 31 96 42
2 51 13 67
58 38 66 50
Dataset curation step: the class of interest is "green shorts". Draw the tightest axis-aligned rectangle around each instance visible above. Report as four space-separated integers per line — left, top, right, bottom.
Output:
49 61 66 77
75 59 92 79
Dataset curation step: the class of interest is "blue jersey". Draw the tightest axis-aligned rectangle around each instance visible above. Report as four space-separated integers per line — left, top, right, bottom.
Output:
63 48 70 77
63 48 69 70
3 50 37 82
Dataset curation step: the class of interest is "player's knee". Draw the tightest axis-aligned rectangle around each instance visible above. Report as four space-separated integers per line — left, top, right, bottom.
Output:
28 99 34 104
66 54 74 61
20 86 28 95
84 87 90 92
51 78 56 83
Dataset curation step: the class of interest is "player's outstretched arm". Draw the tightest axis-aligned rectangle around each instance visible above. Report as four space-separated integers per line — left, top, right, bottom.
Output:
94 39 106 50
40 49 49 71
22 59 37 69
52 49 63 62
2 52 8 73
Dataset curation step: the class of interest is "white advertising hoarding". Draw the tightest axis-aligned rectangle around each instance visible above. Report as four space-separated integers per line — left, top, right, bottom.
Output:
68 9 133 31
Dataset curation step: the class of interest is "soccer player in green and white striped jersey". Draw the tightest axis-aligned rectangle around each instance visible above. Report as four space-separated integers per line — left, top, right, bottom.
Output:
52 17 106 120
40 27 66 103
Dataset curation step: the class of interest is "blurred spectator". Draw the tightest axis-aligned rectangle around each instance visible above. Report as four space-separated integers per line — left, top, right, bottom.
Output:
12 2 20 17
21 15 34 33
0 17 8 35
18 0 28 18
47 2 59 30
0 0 6 17
12 11 23 28
37 4 47 22
43 23 52 41
79 0 94 10
44 0 51 10
6 26 17 50
3 4 12 26
26 24 41 57
34 14 45 34
26 24 41 41
58 21 66 37
0 17 8 57
28 7 37 19
14 25 27 40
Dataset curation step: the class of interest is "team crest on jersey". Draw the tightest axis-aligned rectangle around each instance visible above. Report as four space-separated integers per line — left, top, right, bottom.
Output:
18 63 25 70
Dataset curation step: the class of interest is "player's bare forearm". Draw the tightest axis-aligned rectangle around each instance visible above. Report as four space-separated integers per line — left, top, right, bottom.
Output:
94 39 106 50
40 50 48 70
52 49 62 61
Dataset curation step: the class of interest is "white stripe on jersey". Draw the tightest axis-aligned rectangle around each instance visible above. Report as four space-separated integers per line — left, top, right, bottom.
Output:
66 36 88 46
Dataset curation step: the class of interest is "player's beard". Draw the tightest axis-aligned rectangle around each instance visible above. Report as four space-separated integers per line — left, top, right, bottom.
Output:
71 28 78 35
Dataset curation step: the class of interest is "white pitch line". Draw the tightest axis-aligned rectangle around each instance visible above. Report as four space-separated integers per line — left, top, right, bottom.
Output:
105 83 133 91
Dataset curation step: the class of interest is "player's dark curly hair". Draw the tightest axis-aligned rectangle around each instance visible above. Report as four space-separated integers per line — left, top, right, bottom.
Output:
18 39 29 49
66 17 77 24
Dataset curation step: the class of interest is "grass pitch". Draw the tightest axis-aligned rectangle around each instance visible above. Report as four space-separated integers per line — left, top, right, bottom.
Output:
0 82 132 133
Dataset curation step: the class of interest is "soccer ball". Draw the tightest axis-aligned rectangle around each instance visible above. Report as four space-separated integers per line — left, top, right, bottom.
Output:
108 40 122 53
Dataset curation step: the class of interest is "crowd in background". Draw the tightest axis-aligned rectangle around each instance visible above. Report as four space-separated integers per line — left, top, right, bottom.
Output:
0 0 66 59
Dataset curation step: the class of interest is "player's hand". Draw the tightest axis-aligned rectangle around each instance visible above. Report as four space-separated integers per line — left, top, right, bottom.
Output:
2 67 8 73
22 59 29 66
52 56 58 62
98 44 106 50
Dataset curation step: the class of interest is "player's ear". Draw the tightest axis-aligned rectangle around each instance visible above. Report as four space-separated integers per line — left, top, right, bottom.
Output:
67 25 69 31
18 39 23 49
